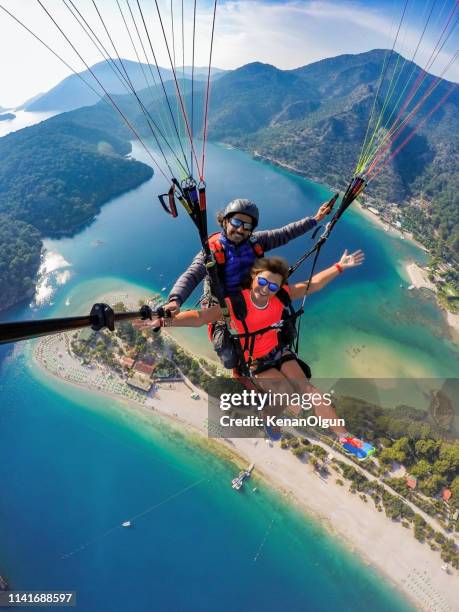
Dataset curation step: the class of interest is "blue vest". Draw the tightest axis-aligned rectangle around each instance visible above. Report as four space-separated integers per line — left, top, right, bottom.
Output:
219 234 257 296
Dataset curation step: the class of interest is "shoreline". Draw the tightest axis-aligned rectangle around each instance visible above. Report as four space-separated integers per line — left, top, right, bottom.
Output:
404 262 459 341
249 149 459 342
32 324 459 612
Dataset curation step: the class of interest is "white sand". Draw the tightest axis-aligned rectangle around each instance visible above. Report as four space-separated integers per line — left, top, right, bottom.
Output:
33 328 459 612
405 262 436 291
405 263 459 340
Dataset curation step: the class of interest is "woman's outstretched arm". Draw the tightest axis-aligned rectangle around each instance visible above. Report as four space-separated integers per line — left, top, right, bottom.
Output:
290 249 365 300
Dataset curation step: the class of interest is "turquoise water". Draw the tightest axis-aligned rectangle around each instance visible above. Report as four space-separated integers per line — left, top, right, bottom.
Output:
33 140 459 377
0 350 412 612
1 137 457 610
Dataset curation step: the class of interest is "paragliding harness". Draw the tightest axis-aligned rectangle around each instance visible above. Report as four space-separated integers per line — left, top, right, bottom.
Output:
224 176 366 377
158 177 232 332
158 175 367 378
206 232 264 369
227 287 311 378
208 232 264 271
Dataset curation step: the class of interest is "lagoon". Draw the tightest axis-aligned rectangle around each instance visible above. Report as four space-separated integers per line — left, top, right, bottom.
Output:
1 132 457 611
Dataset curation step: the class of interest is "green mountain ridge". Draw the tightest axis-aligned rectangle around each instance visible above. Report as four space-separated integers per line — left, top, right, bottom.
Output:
26 59 226 113
0 49 457 312
203 50 458 262
0 110 153 311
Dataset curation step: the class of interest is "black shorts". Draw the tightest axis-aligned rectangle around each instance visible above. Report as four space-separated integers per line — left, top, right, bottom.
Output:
250 346 298 375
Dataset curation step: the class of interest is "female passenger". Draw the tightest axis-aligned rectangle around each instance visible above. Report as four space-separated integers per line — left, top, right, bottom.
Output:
153 250 371 455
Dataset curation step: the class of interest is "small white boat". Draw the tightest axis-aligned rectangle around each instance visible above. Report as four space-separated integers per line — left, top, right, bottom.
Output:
65 298 70 306
407 284 415 290
122 521 132 528
232 464 255 490
161 286 167 291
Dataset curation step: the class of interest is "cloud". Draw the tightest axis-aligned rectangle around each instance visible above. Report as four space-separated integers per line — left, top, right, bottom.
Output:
212 1 458 80
0 0 457 107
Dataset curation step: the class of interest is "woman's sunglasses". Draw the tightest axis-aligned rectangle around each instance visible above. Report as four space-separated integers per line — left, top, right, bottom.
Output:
257 276 280 292
229 217 253 231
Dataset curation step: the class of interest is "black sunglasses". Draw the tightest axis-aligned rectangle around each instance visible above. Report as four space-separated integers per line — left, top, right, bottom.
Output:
228 217 253 231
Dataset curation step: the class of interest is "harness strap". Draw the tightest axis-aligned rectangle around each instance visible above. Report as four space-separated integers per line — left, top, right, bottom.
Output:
232 309 303 340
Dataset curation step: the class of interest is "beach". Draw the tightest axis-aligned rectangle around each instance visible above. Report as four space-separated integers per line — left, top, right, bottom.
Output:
357 202 459 340
33 319 459 612
404 262 459 340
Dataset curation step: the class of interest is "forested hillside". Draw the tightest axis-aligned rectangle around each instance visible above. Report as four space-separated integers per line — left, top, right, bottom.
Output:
0 110 153 310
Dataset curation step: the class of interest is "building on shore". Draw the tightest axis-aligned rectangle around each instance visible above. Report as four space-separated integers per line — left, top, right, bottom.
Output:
133 360 156 377
127 373 153 393
120 356 135 370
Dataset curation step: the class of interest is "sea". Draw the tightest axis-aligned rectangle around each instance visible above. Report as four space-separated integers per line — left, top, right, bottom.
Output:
1 112 458 611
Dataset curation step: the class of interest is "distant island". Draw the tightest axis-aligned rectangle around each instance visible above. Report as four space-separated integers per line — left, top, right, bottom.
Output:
0 109 153 311
0 112 15 121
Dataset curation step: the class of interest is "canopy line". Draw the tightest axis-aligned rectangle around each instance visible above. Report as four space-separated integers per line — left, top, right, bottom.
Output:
356 0 411 173
200 0 218 182
360 2 459 174
367 49 458 176
116 0 181 170
153 0 202 176
368 81 457 181
136 0 192 176
125 0 179 153
0 2 171 183
191 0 197 175
63 0 187 178
357 0 439 173
92 0 189 177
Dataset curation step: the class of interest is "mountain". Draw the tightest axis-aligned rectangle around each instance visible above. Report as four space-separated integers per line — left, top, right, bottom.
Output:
0 107 153 311
204 51 458 261
25 60 225 113
2 48 456 313
204 62 319 139
25 50 457 259
16 91 45 111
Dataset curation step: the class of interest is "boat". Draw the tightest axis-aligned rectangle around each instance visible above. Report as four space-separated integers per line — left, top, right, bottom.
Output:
407 284 415 290
161 286 167 291
232 463 254 490
65 298 70 306
122 521 132 527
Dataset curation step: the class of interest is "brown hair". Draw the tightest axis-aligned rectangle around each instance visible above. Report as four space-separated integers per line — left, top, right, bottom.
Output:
241 256 289 289
216 211 226 227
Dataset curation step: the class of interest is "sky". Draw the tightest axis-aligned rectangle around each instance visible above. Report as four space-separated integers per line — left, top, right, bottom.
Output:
0 0 457 108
